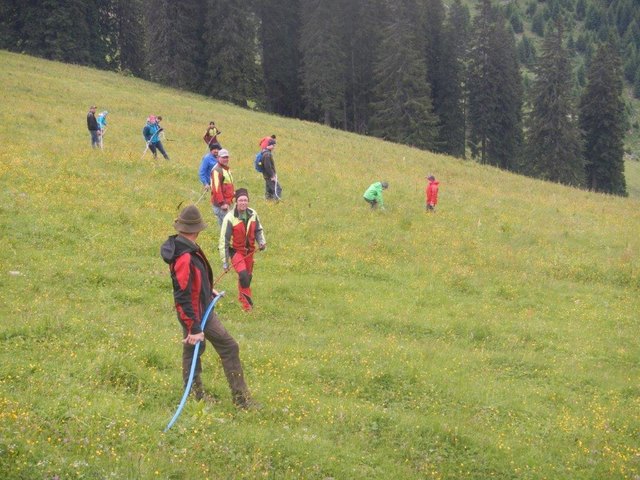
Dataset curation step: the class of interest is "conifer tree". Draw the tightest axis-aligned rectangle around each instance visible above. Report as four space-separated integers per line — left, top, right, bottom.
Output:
369 0 438 150
525 22 584 186
299 0 347 126
579 42 628 196
201 0 262 106
437 0 470 157
342 0 383 133
467 0 523 170
260 0 304 117
146 0 201 90
112 0 146 77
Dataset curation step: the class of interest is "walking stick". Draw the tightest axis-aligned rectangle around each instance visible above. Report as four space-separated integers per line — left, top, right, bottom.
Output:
212 250 257 287
164 291 225 432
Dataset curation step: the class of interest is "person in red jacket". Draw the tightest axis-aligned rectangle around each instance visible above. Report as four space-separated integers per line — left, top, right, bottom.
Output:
219 189 266 312
426 175 440 212
210 149 235 226
160 205 253 407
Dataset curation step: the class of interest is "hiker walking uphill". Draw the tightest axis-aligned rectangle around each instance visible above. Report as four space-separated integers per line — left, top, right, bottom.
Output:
142 115 170 160
210 149 235 225
87 105 100 148
160 205 254 408
203 121 221 147
363 181 389 209
425 175 439 212
219 189 266 312
198 142 221 189
260 139 281 200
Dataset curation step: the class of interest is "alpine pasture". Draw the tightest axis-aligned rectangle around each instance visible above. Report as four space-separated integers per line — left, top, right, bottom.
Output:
1 51 639 479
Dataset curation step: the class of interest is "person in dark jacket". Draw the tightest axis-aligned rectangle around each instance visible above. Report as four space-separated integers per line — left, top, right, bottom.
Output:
160 205 254 407
87 105 100 148
261 140 281 200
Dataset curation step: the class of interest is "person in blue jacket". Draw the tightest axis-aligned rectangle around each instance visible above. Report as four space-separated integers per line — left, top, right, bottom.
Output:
142 115 170 160
97 111 108 148
198 142 221 189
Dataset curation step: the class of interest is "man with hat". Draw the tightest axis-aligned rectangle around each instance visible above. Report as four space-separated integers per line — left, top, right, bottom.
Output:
161 204 254 407
210 148 235 225
425 174 439 212
198 142 221 189
219 189 266 312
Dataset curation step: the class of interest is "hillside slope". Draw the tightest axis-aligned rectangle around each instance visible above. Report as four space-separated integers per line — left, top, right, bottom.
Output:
1 51 639 479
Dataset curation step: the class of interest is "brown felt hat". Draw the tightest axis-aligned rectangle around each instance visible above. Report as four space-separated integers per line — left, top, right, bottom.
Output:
173 205 207 233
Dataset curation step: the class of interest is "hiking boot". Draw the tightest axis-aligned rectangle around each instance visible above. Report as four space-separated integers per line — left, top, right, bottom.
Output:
233 392 262 410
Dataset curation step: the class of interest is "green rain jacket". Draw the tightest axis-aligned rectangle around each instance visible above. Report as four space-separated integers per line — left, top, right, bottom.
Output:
363 182 385 207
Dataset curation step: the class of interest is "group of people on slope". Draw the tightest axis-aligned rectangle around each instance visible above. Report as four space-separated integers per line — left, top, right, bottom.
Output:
363 174 439 212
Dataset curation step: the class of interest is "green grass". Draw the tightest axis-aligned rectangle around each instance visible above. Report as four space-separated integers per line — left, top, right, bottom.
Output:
1 50 639 479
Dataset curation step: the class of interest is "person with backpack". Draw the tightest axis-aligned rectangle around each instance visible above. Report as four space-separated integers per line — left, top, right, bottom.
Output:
210 149 235 225
425 174 440 212
203 121 221 147
160 204 255 407
142 115 170 160
260 139 281 200
219 189 266 312
363 181 389 210
198 142 221 189
87 105 100 148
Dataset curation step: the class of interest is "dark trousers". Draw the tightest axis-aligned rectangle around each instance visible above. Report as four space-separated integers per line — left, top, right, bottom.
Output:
364 198 377 208
264 178 282 199
150 142 170 160
90 130 100 148
181 311 248 399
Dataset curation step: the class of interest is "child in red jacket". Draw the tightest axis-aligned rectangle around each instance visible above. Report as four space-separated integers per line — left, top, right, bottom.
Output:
425 175 439 212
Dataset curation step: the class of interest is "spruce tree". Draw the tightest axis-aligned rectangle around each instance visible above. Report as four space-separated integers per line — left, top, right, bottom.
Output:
437 0 470 157
201 0 262 106
112 0 146 77
579 42 628 196
146 0 201 90
342 0 383 133
467 0 523 170
299 0 347 126
260 0 304 117
369 0 438 150
525 22 584 186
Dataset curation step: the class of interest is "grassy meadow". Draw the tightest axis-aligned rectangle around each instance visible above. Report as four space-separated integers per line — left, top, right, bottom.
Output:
0 51 639 479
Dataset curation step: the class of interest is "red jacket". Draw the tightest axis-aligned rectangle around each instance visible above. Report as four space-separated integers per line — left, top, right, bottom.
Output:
160 235 213 335
426 180 439 205
211 164 235 207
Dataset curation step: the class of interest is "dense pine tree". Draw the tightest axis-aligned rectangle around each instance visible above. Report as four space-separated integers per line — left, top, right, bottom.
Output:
467 0 523 170
299 0 347 126
524 22 584 186
342 0 383 133
146 0 202 91
201 0 262 106
260 0 304 117
369 0 438 150
111 0 146 77
436 0 470 157
579 42 628 196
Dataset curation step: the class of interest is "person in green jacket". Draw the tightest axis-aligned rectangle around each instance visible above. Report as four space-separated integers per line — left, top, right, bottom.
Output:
363 181 389 209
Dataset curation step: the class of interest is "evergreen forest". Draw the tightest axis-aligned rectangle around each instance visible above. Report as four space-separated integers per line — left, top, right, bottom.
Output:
1 0 638 196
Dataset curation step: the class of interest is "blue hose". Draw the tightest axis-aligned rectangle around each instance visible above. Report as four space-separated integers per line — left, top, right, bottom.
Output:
164 292 225 432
